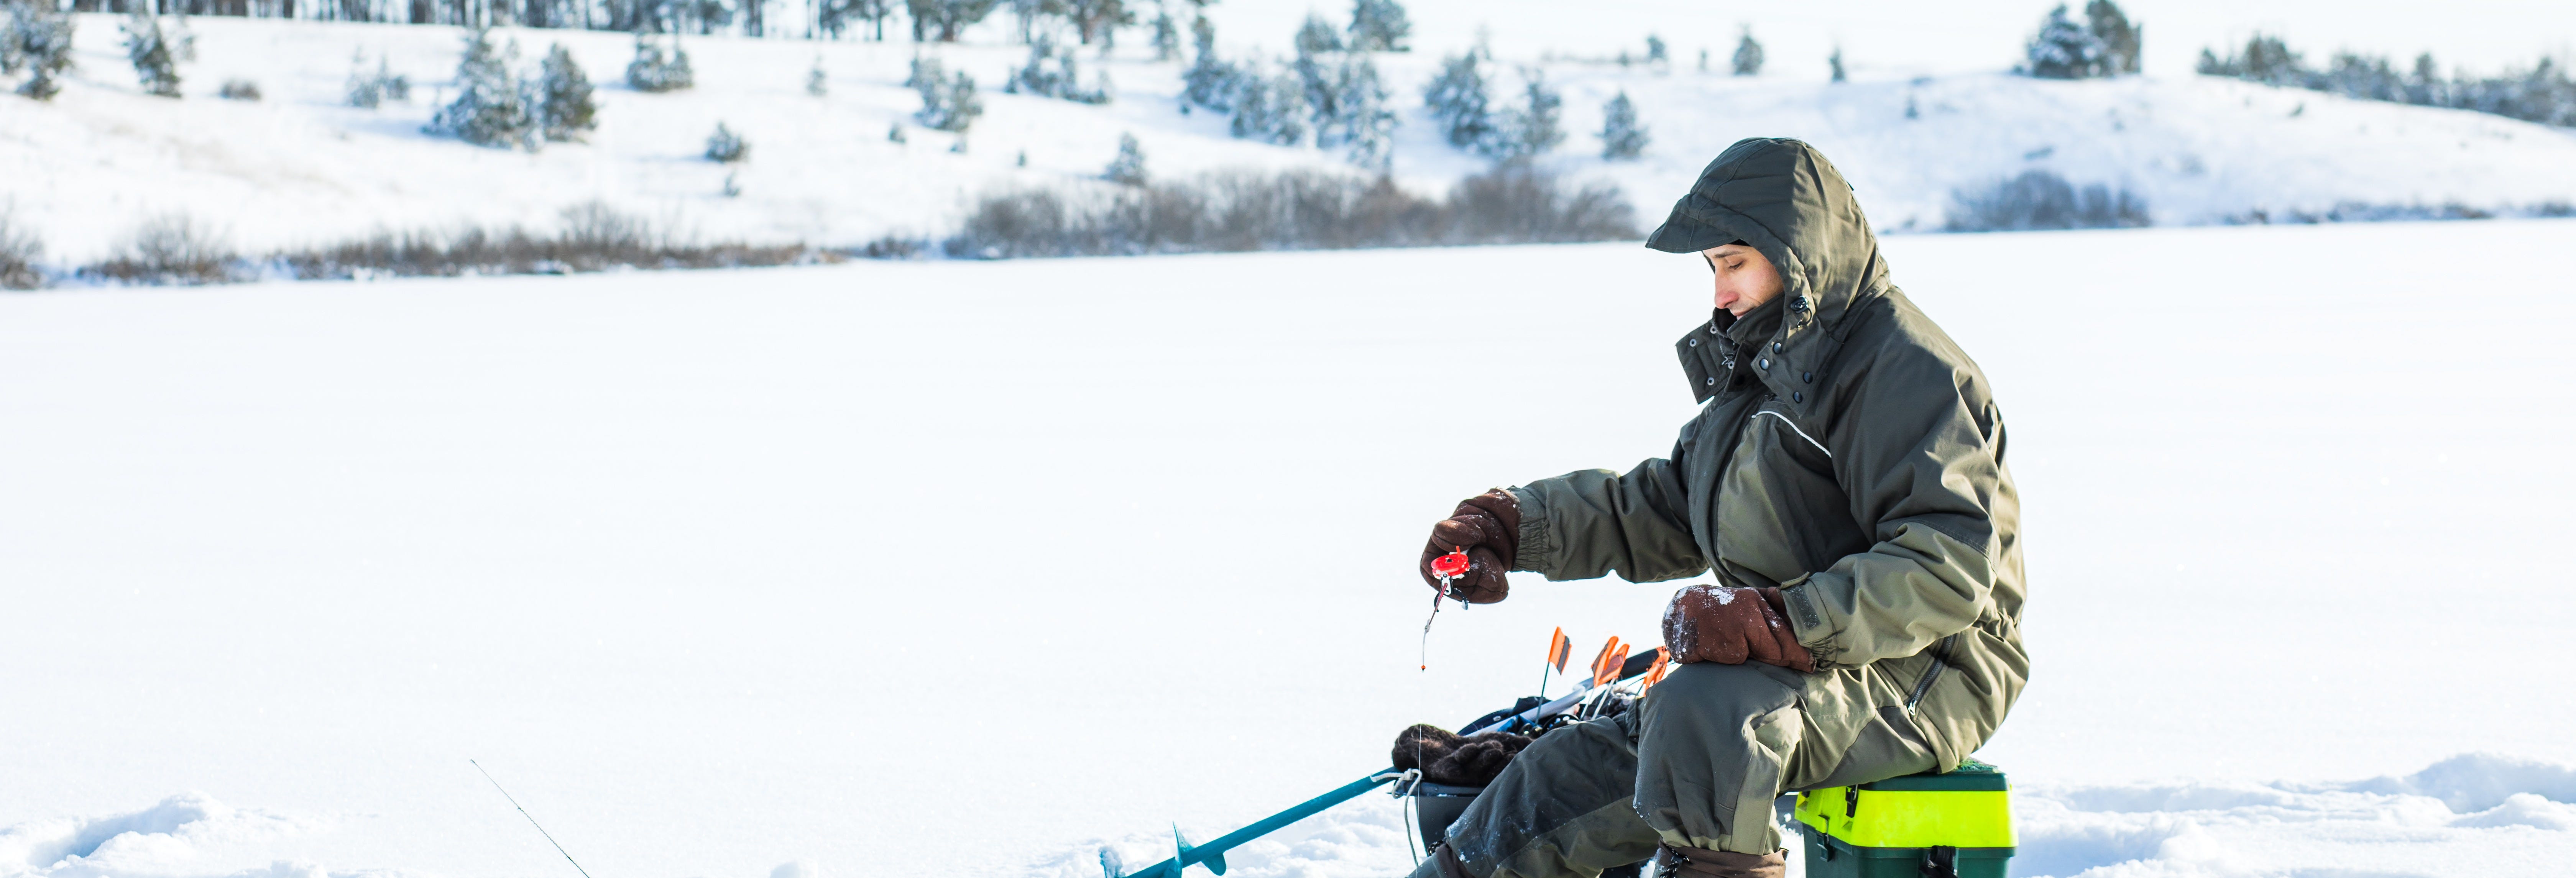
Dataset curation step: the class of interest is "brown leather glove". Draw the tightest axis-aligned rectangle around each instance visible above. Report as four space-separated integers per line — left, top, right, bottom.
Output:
1417 489 1520 604
1662 584 1814 672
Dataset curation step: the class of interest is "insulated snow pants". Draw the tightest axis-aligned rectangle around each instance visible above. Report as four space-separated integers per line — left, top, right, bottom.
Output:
1414 660 1947 878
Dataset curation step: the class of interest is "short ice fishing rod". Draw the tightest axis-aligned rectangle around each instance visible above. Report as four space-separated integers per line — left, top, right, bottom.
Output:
472 759 600 878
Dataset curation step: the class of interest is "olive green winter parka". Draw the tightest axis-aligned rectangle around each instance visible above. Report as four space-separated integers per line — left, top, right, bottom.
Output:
1505 138 2027 772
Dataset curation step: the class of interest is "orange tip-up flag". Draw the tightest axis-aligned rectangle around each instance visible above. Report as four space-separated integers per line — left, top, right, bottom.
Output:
1546 627 1574 673
1641 646 1672 689
1590 637 1628 688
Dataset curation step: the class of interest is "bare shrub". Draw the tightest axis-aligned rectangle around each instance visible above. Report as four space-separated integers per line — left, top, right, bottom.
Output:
1947 170 2149 231
82 214 242 285
274 202 807 279
2221 201 2568 224
0 204 45 290
217 77 260 100
943 163 1637 258
853 234 928 259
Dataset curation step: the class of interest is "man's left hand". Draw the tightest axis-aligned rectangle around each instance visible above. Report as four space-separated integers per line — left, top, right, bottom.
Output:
1662 585 1814 672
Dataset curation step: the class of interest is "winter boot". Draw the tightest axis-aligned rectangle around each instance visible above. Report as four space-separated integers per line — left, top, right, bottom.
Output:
1651 844 1785 878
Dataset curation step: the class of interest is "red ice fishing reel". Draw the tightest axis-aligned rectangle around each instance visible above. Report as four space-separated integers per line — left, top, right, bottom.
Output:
1429 547 1472 592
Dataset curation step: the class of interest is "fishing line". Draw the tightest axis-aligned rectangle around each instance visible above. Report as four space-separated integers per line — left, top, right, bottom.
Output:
472 759 598 878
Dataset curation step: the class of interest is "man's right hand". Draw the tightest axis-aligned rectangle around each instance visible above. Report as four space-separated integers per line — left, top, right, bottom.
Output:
1418 489 1520 604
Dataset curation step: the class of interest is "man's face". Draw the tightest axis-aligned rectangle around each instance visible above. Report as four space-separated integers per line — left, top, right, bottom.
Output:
1702 243 1784 317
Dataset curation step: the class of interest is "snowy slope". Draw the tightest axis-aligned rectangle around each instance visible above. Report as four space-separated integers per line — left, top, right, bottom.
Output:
8 15 2576 262
4 219 2575 878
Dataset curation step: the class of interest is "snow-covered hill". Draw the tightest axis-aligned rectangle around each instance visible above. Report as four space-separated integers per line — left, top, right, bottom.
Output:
8 15 2576 262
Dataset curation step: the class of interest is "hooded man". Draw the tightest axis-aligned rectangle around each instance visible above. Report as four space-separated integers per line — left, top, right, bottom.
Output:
1410 139 2028 878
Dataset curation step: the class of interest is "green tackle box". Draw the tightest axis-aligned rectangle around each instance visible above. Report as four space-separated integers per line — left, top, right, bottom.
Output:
1793 760 2015 878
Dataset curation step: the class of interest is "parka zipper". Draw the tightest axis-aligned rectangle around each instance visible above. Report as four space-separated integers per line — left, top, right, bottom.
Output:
1904 634 1958 712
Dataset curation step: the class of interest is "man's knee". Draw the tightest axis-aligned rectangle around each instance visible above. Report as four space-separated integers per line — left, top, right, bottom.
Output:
1635 661 1803 741
1631 661 1807 855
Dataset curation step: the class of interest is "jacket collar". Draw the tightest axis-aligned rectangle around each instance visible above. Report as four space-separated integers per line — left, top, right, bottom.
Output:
1675 289 1863 411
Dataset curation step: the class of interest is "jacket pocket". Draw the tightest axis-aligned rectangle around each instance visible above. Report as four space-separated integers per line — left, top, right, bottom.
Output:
1903 634 1958 713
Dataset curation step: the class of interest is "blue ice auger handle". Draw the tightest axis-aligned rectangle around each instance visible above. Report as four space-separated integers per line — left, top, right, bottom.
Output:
1112 769 1403 878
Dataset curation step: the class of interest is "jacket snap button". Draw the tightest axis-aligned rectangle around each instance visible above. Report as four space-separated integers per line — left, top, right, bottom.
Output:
1705 376 1717 386
1792 391 1804 403
1802 372 1814 382
1758 358 1770 369
1772 342 1782 352
1689 338 1699 346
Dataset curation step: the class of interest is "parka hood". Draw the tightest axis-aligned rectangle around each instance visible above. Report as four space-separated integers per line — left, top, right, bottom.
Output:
1647 138 1890 333
1656 139 1892 405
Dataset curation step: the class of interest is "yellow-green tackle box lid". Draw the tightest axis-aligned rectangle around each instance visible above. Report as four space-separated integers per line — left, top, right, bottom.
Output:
1857 759 2009 792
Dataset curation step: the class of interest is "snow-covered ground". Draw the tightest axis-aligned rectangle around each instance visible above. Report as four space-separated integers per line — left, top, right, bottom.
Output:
8 15 2576 263
5 219 2575 877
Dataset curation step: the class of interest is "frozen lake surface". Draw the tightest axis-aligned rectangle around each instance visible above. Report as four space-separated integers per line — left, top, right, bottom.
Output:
5 220 2576 877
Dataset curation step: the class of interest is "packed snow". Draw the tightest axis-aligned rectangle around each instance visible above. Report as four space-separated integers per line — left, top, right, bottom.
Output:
4 218 2574 877
8 15 2576 263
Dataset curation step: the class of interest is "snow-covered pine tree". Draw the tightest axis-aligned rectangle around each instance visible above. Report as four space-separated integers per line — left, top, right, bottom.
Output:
1179 14 1237 111
1830 46 1846 82
1645 34 1667 68
347 51 412 108
1003 0 1058 43
1332 56 1396 169
1148 6 1179 61
347 49 383 107
0 4 16 74
1007 33 1110 102
121 10 183 97
1302 51 1393 168
2023 4 2105 79
1291 18 1339 128
820 0 897 39
428 29 539 150
539 43 598 142
2407 53 2445 105
1730 25 1763 76
218 78 260 100
626 34 695 92
1228 62 1305 145
817 0 856 38
5 1 75 102
1295 11 1341 56
908 57 983 131
1063 0 1130 46
2085 0 2141 75
854 0 895 39
1488 68 1561 159
380 57 410 100
806 56 827 95
705 121 747 162
907 0 1001 43
1422 49 1494 151
1598 90 1646 160
1346 0 1408 53
1104 131 1147 185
